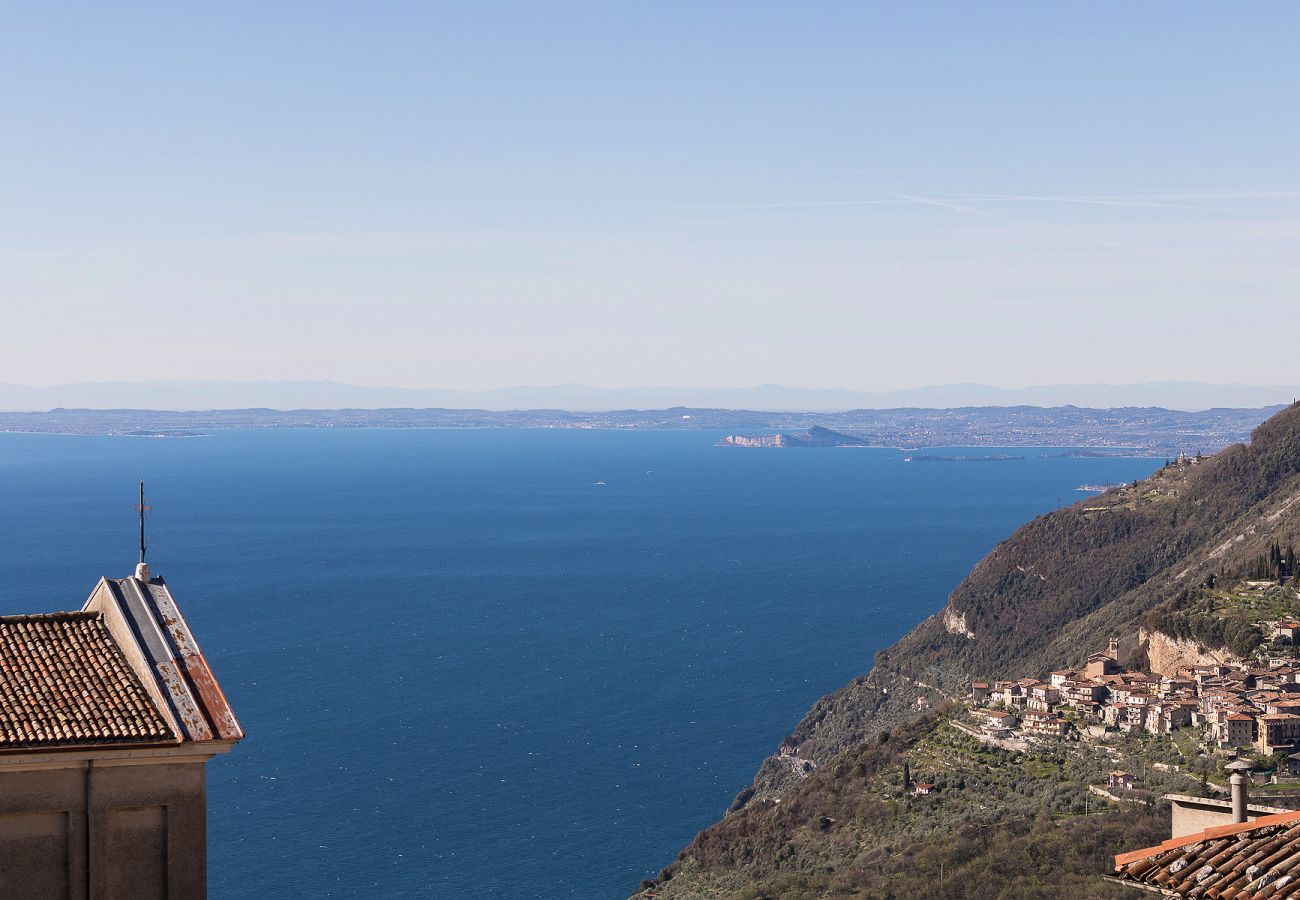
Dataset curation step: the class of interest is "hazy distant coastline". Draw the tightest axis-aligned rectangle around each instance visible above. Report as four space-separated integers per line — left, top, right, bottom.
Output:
0 404 1281 456
1 379 1298 413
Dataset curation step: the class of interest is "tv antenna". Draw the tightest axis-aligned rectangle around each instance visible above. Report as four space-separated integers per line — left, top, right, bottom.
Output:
135 480 152 565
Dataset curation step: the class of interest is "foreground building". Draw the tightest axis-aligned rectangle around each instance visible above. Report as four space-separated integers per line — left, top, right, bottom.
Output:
0 561 242 899
1111 775 1300 895
1112 806 1300 894
1111 808 1300 895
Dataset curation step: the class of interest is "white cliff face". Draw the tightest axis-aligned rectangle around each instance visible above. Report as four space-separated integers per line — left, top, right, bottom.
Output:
1141 627 1243 675
720 434 787 448
943 607 975 640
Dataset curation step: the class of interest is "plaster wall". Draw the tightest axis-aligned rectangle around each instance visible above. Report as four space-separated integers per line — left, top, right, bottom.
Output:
0 758 208 900
1168 796 1285 839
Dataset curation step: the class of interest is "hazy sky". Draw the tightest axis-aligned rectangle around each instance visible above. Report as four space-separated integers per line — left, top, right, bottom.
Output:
2 3 1298 390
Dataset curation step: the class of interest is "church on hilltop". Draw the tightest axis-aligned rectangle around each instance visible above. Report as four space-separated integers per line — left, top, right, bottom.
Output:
0 552 242 899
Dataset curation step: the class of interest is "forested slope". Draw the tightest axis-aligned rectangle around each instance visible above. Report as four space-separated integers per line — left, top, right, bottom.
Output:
637 402 1300 898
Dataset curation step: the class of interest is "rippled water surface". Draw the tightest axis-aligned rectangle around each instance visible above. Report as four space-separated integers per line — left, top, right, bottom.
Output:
0 429 1161 898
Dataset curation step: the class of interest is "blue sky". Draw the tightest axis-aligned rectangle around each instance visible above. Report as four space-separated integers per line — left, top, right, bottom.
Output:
2 3 1298 390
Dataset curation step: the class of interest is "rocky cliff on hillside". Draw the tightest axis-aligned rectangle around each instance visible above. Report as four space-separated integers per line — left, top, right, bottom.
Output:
638 402 1300 899
1140 626 1244 675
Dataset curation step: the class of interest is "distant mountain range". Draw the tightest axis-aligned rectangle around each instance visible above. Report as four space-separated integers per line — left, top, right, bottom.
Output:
0 380 1296 413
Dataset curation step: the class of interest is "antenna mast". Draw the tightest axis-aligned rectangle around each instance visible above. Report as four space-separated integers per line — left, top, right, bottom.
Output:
136 480 152 565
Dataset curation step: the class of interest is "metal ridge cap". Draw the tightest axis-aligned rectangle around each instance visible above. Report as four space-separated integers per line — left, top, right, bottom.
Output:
144 578 244 741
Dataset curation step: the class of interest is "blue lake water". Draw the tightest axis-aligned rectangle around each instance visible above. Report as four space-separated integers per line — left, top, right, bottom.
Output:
0 429 1161 897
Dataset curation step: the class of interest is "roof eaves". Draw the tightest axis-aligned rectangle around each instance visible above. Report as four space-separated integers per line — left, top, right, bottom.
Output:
1114 810 1300 870
1100 874 1175 895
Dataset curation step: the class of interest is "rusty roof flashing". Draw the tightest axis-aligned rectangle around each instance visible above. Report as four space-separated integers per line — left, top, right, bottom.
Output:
85 573 243 745
0 567 242 755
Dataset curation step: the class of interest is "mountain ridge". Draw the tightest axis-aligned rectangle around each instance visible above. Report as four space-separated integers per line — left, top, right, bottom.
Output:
1 379 1298 412
0 405 1281 457
637 401 1300 898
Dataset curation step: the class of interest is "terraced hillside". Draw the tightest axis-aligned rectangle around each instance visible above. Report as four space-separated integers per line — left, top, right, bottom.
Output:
641 707 1182 898
638 402 1300 898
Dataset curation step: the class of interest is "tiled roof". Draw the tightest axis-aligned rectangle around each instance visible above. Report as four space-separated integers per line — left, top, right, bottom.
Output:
1113 810 1300 896
0 612 172 748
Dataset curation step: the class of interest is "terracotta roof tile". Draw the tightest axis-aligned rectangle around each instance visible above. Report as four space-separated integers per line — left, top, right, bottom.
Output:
0 612 172 749
1113 811 1300 896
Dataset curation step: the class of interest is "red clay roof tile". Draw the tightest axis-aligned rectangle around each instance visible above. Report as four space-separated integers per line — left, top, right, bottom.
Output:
1114 810 1300 895
0 612 172 749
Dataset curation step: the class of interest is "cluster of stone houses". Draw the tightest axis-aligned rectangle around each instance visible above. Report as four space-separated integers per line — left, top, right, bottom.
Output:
971 637 1300 756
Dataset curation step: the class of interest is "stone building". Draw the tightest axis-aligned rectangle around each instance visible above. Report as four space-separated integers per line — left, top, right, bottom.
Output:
1020 709 1068 736
1108 770 1134 791
1083 637 1123 680
0 562 242 899
1258 713 1300 754
1223 711 1257 748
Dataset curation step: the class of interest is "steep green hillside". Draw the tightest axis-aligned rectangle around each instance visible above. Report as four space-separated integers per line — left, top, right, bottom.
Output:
775 402 1300 773
638 402 1300 897
640 706 1176 899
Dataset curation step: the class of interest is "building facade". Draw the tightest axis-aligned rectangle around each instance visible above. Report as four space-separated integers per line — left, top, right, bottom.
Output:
0 563 242 899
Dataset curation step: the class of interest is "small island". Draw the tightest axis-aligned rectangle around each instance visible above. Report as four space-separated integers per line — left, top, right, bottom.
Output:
719 426 868 448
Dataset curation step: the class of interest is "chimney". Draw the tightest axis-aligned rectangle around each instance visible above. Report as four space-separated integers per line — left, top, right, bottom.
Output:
135 562 151 583
1231 773 1248 824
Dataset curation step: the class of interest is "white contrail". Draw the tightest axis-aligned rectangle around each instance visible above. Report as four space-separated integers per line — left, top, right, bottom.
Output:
945 193 1247 213
882 192 1169 257
672 189 1300 212
882 192 989 216
674 198 914 209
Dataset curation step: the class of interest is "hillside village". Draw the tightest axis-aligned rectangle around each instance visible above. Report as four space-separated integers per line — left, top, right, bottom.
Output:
969 624 1300 762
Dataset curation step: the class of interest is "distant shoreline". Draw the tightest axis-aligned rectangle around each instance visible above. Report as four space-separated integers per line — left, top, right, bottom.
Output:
0 404 1276 456
0 426 1170 453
